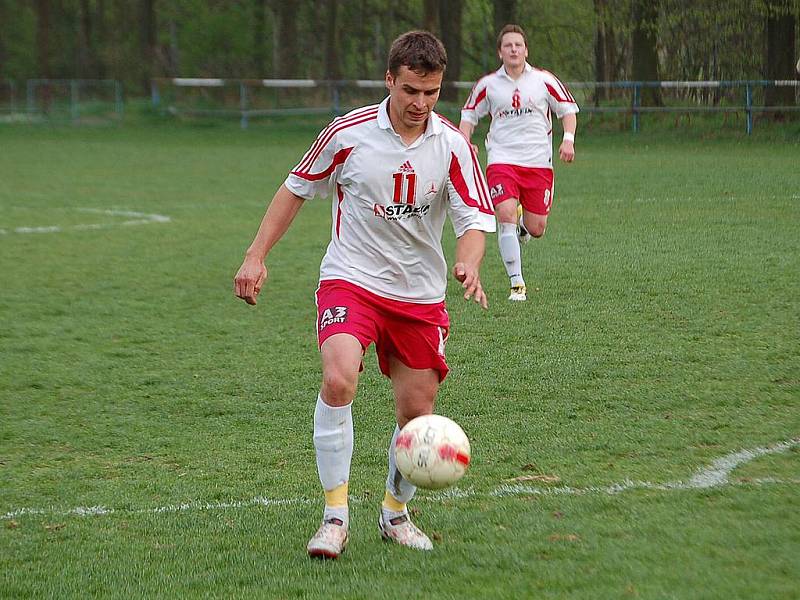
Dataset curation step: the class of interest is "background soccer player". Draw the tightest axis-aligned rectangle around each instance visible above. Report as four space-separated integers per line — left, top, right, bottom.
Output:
234 31 495 559
459 24 579 302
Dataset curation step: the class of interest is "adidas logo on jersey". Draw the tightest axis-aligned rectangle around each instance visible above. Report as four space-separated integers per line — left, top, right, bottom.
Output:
397 161 414 173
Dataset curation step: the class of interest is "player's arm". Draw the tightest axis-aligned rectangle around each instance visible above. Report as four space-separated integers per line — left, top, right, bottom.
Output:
234 184 305 306
558 113 577 163
453 229 488 309
458 121 479 155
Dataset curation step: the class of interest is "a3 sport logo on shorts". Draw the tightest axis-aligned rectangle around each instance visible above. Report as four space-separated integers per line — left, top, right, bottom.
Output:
319 306 348 330
489 183 504 200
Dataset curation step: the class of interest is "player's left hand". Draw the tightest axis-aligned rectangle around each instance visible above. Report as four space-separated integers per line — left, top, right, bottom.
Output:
452 263 488 309
559 140 575 163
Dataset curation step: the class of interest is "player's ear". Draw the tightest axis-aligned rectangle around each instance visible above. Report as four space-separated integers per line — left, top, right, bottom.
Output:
385 70 394 88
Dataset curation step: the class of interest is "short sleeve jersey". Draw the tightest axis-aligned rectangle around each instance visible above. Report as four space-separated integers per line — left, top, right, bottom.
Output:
460 63 579 169
284 97 496 304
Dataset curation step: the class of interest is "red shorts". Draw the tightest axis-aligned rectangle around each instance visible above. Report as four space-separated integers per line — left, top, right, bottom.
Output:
486 164 554 215
315 279 451 381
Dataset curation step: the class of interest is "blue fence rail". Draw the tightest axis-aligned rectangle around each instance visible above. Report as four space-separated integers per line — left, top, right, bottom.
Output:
151 77 800 133
150 78 800 133
0 79 124 122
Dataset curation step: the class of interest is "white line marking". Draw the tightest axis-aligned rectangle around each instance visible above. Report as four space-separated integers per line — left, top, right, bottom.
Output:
2 438 798 521
0 208 171 235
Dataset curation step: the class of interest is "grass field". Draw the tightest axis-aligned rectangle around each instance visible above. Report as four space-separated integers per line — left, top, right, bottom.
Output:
1 119 799 599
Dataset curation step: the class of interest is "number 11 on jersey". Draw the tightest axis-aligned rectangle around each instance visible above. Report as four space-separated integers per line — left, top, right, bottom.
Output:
392 172 417 205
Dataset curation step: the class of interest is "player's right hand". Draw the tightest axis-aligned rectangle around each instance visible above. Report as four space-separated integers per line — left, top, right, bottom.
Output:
234 259 267 306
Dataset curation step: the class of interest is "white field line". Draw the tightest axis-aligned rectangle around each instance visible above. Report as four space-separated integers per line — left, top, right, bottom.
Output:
2 438 798 521
0 208 170 235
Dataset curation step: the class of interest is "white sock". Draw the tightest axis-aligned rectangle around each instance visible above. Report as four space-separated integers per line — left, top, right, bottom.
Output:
385 425 416 507
498 222 525 287
313 393 353 503
322 506 349 527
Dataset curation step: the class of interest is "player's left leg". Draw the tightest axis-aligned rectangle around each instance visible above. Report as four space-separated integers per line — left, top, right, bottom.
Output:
380 356 439 551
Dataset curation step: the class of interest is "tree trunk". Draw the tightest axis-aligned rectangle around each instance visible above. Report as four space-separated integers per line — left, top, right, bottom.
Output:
78 0 93 78
493 0 517 35
764 5 796 109
593 0 607 104
35 0 51 78
253 0 267 77
423 0 440 35
276 0 299 77
35 0 51 112
631 0 662 106
439 0 462 100
139 0 157 95
323 0 341 80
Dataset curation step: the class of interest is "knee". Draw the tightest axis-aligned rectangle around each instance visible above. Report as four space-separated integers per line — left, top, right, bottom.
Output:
524 216 547 238
321 370 357 406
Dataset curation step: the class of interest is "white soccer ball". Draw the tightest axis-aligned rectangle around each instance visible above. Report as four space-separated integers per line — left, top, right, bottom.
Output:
394 414 471 490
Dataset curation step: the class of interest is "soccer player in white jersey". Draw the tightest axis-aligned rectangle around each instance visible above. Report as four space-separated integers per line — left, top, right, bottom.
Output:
234 31 495 559
459 24 579 302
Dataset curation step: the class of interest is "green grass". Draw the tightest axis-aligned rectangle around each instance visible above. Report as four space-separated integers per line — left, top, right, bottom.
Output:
1 121 799 598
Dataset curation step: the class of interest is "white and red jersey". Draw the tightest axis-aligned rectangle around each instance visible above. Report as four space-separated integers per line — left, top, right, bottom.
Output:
284 97 495 304
460 63 579 169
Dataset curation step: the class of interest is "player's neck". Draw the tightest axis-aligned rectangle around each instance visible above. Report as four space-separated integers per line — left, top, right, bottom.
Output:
504 63 526 80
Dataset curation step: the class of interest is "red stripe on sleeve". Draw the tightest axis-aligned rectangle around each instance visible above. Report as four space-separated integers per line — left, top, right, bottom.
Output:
449 152 493 215
463 87 487 110
291 146 353 181
545 83 576 104
295 108 378 174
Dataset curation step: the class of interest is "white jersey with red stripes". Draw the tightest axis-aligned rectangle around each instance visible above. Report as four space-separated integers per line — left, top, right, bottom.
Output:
284 97 495 304
461 63 579 168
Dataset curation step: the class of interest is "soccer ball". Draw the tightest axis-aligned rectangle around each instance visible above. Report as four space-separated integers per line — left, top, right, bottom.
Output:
394 414 471 489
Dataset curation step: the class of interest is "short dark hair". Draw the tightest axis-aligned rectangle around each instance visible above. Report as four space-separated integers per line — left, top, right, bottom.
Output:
387 31 447 76
496 24 528 50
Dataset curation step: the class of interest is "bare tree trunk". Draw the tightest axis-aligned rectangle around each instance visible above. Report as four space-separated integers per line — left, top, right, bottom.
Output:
764 5 796 110
95 0 106 78
323 0 341 80
593 0 607 105
139 0 157 95
439 0 462 100
35 0 51 111
493 0 517 34
276 0 299 77
631 0 662 106
424 0 440 35
253 0 267 76
78 0 93 78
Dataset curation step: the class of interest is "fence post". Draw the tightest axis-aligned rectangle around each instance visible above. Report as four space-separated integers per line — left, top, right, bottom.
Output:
71 80 80 122
115 80 124 119
745 83 753 135
27 80 35 115
632 83 641 133
240 82 249 130
331 81 341 117
151 80 160 108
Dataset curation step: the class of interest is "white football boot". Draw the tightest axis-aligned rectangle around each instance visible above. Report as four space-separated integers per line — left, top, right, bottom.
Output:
307 517 349 559
379 511 433 551
508 285 527 302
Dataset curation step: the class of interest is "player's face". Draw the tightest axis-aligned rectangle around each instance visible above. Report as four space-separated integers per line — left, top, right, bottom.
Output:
498 33 528 69
385 66 443 135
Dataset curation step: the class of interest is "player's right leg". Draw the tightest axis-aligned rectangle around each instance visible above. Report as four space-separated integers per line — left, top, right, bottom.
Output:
307 333 363 559
495 198 527 301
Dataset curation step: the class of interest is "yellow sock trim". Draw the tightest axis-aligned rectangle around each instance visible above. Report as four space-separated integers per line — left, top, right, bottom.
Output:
324 483 348 508
382 490 406 513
